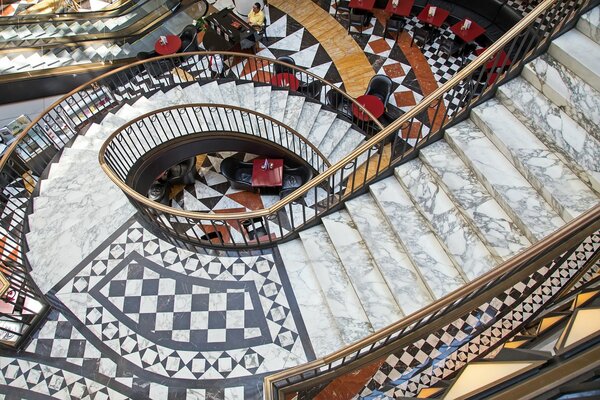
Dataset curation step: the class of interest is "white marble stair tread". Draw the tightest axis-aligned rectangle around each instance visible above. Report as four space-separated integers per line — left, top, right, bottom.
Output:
396 160 498 279
548 29 600 92
344 194 434 314
298 225 373 344
445 120 565 241
235 83 255 110
278 239 345 358
419 141 531 258
268 89 288 122
70 135 104 151
306 109 338 150
471 99 599 221
321 210 404 329
317 118 352 159
253 85 272 115
29 182 128 235
183 83 209 103
498 77 600 192
522 54 600 138
282 95 305 130
370 177 467 298
28 199 135 294
217 81 241 107
295 101 322 139
200 80 225 104
577 6 600 43
328 127 365 165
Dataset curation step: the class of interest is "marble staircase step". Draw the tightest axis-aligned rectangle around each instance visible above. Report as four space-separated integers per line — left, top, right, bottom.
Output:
548 29 600 92
298 225 374 345
201 80 225 104
235 82 256 111
445 120 565 241
217 81 241 107
183 82 209 104
497 77 600 192
395 160 499 280
282 94 305 130
253 85 272 115
327 127 365 165
471 99 599 221
268 89 288 122
305 109 338 150
277 240 345 358
321 210 404 330
344 194 435 315
577 6 600 43
522 54 600 139
295 101 322 140
419 141 531 258
317 118 352 159
370 177 467 298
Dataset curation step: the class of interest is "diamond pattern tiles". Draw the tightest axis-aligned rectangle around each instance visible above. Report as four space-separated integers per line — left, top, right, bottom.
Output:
10 218 314 399
355 232 599 398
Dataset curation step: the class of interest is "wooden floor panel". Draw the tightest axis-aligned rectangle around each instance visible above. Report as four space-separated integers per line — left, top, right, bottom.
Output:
270 0 374 98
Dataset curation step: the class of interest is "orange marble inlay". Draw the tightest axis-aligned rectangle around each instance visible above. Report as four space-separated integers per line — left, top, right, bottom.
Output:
368 38 392 54
226 191 265 211
394 90 417 107
382 62 406 79
401 121 424 139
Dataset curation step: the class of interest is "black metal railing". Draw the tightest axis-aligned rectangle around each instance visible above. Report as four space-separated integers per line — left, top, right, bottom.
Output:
100 104 332 248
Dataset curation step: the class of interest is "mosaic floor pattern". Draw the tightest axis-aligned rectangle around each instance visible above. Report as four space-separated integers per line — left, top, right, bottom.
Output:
3 217 315 399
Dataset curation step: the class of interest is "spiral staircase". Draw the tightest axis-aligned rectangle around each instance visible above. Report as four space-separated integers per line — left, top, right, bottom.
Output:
0 0 598 398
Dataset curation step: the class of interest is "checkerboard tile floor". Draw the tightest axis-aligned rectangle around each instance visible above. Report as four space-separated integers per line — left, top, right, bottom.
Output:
9 218 315 399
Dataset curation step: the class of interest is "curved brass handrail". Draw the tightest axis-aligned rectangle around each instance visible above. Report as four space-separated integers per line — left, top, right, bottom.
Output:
98 103 332 217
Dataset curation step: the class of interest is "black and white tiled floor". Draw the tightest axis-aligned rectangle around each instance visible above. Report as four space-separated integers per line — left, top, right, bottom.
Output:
9 217 315 399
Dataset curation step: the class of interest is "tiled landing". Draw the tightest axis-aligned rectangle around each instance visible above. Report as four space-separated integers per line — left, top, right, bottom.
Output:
6 217 316 399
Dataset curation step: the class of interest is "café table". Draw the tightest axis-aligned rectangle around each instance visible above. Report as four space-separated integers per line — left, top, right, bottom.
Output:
450 19 486 44
270 73 300 91
417 4 450 28
155 35 182 56
352 94 385 121
252 158 284 187
349 0 376 10
385 0 414 16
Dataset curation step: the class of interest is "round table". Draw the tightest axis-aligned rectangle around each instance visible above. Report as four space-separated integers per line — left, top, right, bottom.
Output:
352 94 385 121
270 73 300 91
155 35 182 55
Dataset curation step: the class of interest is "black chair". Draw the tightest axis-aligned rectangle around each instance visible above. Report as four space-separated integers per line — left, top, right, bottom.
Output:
136 51 173 78
178 25 198 53
334 0 351 20
326 90 352 118
437 36 465 58
220 157 254 191
298 80 323 99
365 74 393 110
241 217 268 240
274 56 296 74
280 165 313 198
166 157 197 186
148 181 170 205
348 9 369 33
384 15 404 43
411 26 434 47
